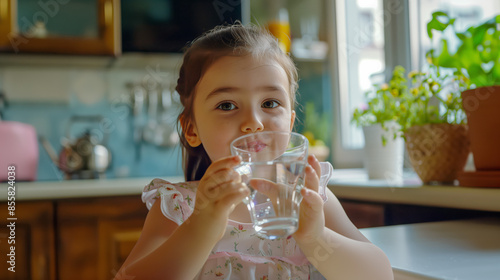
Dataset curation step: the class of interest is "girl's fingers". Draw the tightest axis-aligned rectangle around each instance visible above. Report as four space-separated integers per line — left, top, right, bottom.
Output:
300 187 324 212
304 164 320 193
214 183 250 212
201 156 242 191
303 154 321 193
204 155 241 177
295 187 325 242
249 179 280 198
307 154 321 177
207 168 241 190
201 177 243 201
217 182 246 198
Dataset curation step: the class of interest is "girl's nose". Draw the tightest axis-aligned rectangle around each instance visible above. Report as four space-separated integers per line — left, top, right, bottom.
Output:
241 111 264 133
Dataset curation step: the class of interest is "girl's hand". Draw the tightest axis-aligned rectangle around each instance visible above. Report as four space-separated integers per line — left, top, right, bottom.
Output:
293 155 325 243
191 155 250 240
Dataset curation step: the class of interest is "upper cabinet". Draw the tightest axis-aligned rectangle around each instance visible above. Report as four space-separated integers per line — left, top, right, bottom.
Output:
0 0 249 58
0 0 120 55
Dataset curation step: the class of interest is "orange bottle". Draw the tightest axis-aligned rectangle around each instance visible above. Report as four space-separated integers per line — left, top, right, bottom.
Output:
267 8 291 53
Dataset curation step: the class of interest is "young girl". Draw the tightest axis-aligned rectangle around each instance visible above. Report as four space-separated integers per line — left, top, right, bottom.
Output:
117 24 393 279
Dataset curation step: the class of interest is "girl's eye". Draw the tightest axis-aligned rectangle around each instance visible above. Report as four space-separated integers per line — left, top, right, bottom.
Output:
216 102 236 111
262 100 280 109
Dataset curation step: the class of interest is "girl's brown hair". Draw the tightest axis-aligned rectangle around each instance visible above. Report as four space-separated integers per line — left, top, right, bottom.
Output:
175 23 298 181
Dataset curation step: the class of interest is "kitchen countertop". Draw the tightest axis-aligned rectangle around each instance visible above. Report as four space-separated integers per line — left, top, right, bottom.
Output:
360 218 500 280
0 176 185 201
329 169 500 212
1 169 499 213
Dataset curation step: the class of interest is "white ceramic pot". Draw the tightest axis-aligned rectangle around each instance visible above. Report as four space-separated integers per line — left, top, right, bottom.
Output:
362 122 404 182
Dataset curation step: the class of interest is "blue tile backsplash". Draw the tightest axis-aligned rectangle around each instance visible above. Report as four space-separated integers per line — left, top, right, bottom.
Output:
3 101 183 181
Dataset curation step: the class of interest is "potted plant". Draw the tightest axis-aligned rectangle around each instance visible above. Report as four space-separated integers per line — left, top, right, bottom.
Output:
354 63 471 184
399 65 470 184
352 66 406 181
426 11 500 173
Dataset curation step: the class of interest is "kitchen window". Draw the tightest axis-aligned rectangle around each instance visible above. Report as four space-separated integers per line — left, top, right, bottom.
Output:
409 0 500 71
328 0 500 168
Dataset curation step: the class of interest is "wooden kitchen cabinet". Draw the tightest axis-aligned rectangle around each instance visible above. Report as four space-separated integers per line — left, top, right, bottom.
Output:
339 200 386 228
57 196 148 280
0 0 120 55
0 195 147 280
0 201 56 280
339 199 500 229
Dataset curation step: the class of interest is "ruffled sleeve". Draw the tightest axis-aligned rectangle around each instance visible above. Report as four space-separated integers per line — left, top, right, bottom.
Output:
318 162 334 202
142 178 195 225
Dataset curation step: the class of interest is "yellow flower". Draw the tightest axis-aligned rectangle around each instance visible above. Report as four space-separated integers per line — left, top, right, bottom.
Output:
400 104 407 112
446 93 453 103
410 88 419 96
381 83 389 91
303 131 315 144
408 71 419 78
391 89 399 97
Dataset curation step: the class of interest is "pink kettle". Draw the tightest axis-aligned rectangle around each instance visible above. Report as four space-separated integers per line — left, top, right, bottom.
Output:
0 121 39 181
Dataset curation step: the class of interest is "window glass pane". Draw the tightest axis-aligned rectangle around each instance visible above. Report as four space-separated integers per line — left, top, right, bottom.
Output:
338 0 500 151
337 0 385 149
411 0 500 71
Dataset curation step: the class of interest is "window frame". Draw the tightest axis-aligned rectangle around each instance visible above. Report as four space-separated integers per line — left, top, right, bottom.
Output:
326 0 411 168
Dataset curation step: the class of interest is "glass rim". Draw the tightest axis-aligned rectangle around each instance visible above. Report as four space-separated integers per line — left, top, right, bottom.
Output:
230 131 309 155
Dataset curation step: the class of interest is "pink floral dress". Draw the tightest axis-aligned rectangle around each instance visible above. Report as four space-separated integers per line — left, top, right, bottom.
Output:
142 163 334 280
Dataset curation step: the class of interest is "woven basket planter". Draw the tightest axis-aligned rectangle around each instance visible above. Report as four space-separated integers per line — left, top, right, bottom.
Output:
405 123 470 184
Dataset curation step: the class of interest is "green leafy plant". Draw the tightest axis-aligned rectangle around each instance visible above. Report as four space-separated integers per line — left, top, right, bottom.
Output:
352 66 411 145
426 11 500 87
398 65 469 132
352 65 469 144
352 66 407 129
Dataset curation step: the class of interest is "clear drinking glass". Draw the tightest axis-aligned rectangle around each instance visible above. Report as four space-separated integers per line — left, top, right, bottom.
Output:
230 131 309 240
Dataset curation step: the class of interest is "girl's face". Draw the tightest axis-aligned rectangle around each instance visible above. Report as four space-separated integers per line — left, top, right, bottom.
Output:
185 55 295 162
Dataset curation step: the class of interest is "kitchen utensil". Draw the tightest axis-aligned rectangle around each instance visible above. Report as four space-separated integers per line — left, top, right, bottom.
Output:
142 80 159 144
40 115 112 179
127 82 146 161
154 84 179 147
